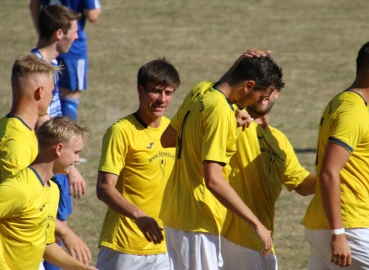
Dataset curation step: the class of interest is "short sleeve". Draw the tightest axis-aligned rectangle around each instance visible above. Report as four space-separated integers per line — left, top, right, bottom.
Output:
83 0 101 10
98 124 128 175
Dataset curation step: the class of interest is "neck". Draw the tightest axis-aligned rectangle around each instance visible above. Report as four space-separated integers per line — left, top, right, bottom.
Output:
30 159 55 187
135 109 162 128
36 41 59 63
348 76 369 104
249 111 270 129
9 102 40 130
214 81 243 104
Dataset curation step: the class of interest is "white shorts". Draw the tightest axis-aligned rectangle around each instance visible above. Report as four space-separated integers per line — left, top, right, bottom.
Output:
221 237 278 270
164 226 223 270
305 228 369 270
96 246 170 270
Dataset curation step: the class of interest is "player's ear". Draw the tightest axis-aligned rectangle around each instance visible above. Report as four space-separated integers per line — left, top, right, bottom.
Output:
55 143 63 157
274 90 279 99
137 84 144 100
55 29 63 40
34 86 44 101
244 80 255 93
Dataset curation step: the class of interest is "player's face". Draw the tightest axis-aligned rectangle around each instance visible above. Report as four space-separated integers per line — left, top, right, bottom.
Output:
138 82 174 118
54 135 83 175
39 75 55 117
58 20 78 54
235 85 275 110
246 89 279 116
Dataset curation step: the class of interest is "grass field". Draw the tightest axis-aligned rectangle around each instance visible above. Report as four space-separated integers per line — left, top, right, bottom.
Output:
1 0 368 269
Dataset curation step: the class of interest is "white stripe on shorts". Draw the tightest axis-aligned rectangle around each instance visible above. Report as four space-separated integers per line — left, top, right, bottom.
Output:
77 59 85 90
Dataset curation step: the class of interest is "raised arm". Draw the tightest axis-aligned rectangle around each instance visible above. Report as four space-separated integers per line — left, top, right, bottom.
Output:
96 172 163 244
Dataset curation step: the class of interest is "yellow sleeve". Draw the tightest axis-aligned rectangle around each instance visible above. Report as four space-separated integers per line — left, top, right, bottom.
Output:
0 136 35 182
0 176 29 218
328 105 367 153
98 123 129 175
282 135 310 191
202 104 231 164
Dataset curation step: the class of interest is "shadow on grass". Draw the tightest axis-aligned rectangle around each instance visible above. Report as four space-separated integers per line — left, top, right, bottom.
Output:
294 148 316 154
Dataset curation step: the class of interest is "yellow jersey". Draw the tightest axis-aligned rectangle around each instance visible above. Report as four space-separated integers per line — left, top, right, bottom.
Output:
222 121 309 253
303 91 369 229
98 114 175 255
0 167 59 270
0 115 38 183
160 81 237 234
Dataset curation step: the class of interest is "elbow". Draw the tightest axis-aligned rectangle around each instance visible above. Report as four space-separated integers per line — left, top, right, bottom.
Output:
96 185 105 201
87 10 101 22
205 177 219 193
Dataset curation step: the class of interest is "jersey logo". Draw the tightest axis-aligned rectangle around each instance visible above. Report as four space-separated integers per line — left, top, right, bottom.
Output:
147 142 154 149
40 204 46 211
257 135 264 140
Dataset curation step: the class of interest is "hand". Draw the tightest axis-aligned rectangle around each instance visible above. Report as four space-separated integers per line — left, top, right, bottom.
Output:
252 222 272 257
236 109 254 130
243 48 271 58
60 227 92 266
331 234 351 267
135 216 164 244
68 166 87 199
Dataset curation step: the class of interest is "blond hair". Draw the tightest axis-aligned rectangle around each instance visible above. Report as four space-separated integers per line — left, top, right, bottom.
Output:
11 53 60 88
37 116 89 149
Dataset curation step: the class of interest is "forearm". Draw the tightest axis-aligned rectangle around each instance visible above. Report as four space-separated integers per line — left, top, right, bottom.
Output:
320 171 344 229
97 184 144 219
44 243 85 270
29 0 41 37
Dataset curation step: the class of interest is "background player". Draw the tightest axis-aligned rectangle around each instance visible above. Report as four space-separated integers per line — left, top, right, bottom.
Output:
95 59 180 270
303 42 369 269
160 50 284 269
0 116 95 270
28 5 92 268
30 0 102 122
221 81 316 270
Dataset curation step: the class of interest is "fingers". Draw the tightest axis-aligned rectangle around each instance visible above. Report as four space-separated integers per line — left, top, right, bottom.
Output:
331 254 351 267
137 217 164 245
70 181 86 199
243 48 271 58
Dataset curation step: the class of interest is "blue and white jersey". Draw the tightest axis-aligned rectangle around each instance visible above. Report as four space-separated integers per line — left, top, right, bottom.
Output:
42 0 102 59
30 48 63 117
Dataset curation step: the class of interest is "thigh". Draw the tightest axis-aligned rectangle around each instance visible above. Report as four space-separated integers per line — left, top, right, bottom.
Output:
57 58 88 91
96 247 161 270
221 237 277 270
346 228 369 269
154 252 170 270
164 226 222 270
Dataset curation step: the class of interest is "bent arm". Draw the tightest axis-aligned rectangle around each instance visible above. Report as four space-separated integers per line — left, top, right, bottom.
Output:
96 172 163 244
161 125 177 148
84 8 101 23
294 173 316 196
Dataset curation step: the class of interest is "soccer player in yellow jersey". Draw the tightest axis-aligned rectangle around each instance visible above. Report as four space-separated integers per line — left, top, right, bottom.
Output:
160 50 284 269
0 53 92 266
303 42 369 269
96 59 180 270
221 83 316 270
0 116 95 270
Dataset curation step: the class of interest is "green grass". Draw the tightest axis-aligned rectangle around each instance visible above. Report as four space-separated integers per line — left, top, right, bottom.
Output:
1 0 368 269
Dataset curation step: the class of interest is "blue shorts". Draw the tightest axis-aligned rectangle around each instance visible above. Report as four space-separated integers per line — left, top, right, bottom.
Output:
51 174 73 221
57 57 88 91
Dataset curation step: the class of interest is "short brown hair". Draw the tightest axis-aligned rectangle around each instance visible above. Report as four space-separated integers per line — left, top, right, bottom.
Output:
37 116 89 149
137 58 180 90
39 5 81 40
11 53 60 88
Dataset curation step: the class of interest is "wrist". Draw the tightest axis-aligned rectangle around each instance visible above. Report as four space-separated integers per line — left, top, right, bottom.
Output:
331 228 345 235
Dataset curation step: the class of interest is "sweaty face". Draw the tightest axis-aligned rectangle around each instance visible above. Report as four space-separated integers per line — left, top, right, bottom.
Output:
57 20 78 54
138 82 174 119
246 89 278 116
235 85 275 110
54 135 83 175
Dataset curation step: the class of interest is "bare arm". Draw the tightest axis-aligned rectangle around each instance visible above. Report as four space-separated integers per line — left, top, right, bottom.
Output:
96 172 163 244
55 219 92 265
218 48 271 82
83 8 101 23
320 142 351 267
44 243 97 270
160 125 177 148
294 173 316 196
29 0 42 37
203 161 272 256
